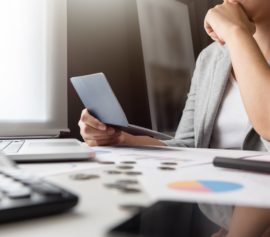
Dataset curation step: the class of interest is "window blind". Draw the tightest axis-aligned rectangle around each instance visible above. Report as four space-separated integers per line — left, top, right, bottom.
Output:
0 0 68 137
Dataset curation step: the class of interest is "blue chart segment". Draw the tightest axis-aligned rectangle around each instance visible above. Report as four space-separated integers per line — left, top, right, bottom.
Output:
168 180 243 193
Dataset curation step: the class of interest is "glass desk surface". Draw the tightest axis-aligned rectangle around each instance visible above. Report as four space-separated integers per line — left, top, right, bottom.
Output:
108 200 270 237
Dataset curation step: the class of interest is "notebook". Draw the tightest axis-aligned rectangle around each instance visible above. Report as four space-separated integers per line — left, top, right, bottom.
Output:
70 73 173 140
1 139 95 163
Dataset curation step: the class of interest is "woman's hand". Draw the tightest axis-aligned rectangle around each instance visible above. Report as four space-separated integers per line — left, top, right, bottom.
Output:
78 109 124 146
204 1 255 44
78 109 167 147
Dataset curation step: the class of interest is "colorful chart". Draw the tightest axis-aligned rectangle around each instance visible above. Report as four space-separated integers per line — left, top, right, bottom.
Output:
168 180 243 193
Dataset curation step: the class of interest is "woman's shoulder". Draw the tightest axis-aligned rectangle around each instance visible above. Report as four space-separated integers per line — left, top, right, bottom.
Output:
197 42 228 63
192 42 230 85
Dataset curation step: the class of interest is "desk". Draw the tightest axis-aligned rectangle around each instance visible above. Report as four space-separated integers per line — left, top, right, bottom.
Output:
1 147 270 237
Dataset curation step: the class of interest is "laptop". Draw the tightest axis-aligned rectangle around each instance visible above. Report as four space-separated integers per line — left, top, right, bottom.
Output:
70 73 173 140
0 139 95 163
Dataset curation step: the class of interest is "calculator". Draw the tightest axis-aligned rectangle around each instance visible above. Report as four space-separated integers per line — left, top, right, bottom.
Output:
0 165 79 223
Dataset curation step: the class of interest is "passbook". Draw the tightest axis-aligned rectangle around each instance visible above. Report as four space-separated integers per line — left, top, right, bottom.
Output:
70 73 172 140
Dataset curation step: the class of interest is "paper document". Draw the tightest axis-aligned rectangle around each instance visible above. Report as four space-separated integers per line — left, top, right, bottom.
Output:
19 162 102 178
139 164 270 208
245 155 270 162
92 146 215 168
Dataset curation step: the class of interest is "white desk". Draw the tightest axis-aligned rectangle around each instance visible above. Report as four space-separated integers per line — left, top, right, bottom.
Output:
1 147 269 237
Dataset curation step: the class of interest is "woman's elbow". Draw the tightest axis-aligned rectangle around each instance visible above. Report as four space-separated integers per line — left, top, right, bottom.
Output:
253 119 270 141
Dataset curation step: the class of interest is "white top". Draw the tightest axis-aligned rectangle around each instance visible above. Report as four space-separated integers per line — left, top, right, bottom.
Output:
210 75 251 149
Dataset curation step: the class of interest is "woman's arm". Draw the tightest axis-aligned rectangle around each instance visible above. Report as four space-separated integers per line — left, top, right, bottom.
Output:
226 28 270 141
204 2 270 140
120 132 166 146
226 206 270 237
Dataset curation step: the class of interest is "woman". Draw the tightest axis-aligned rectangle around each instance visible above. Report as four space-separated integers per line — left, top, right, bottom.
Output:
79 0 270 150
79 0 270 235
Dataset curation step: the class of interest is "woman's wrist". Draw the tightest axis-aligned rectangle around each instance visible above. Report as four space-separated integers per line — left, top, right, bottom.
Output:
225 25 253 45
120 132 166 147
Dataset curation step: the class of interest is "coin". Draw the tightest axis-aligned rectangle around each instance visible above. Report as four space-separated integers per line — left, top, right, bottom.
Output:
104 183 126 189
116 180 138 185
161 162 178 166
120 187 142 194
70 173 100 180
125 171 143 176
117 166 134 170
98 161 115 165
158 166 176 171
121 161 137 165
105 170 122 175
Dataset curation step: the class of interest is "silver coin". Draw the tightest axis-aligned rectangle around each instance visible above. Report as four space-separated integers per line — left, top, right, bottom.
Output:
105 170 122 175
117 166 134 170
125 171 143 176
120 187 142 194
98 161 115 165
161 162 178 166
116 180 138 185
70 173 100 180
158 166 176 171
104 183 141 193
104 183 126 189
121 161 137 165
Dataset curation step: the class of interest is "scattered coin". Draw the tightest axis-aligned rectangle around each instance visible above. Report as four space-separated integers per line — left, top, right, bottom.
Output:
125 171 143 176
161 162 178 166
70 173 100 181
104 183 126 189
158 166 176 171
116 180 138 185
105 170 122 175
104 183 141 194
121 161 137 165
98 161 115 165
117 166 134 170
120 187 142 194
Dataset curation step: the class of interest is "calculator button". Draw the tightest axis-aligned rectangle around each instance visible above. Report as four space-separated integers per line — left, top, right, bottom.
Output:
6 187 32 199
16 176 42 185
30 183 62 196
0 168 21 177
0 180 20 191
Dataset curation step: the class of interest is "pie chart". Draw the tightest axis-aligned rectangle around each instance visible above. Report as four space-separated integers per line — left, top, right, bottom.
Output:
168 180 243 193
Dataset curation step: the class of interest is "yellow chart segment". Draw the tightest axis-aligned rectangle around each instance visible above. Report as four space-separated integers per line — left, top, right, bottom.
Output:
168 181 210 192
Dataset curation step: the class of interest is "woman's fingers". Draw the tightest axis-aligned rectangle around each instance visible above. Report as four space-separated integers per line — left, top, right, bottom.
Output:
80 109 106 130
204 8 224 44
209 31 225 44
204 2 255 44
204 14 225 44
84 135 123 146
78 108 125 146
79 121 120 139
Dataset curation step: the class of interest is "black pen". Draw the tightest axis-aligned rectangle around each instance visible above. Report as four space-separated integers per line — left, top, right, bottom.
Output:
213 156 270 174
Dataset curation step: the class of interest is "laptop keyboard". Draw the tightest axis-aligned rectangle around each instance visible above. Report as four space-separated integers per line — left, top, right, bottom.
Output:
0 140 25 153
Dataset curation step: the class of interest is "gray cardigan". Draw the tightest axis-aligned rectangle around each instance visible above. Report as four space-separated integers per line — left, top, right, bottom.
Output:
163 42 270 230
165 42 270 152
